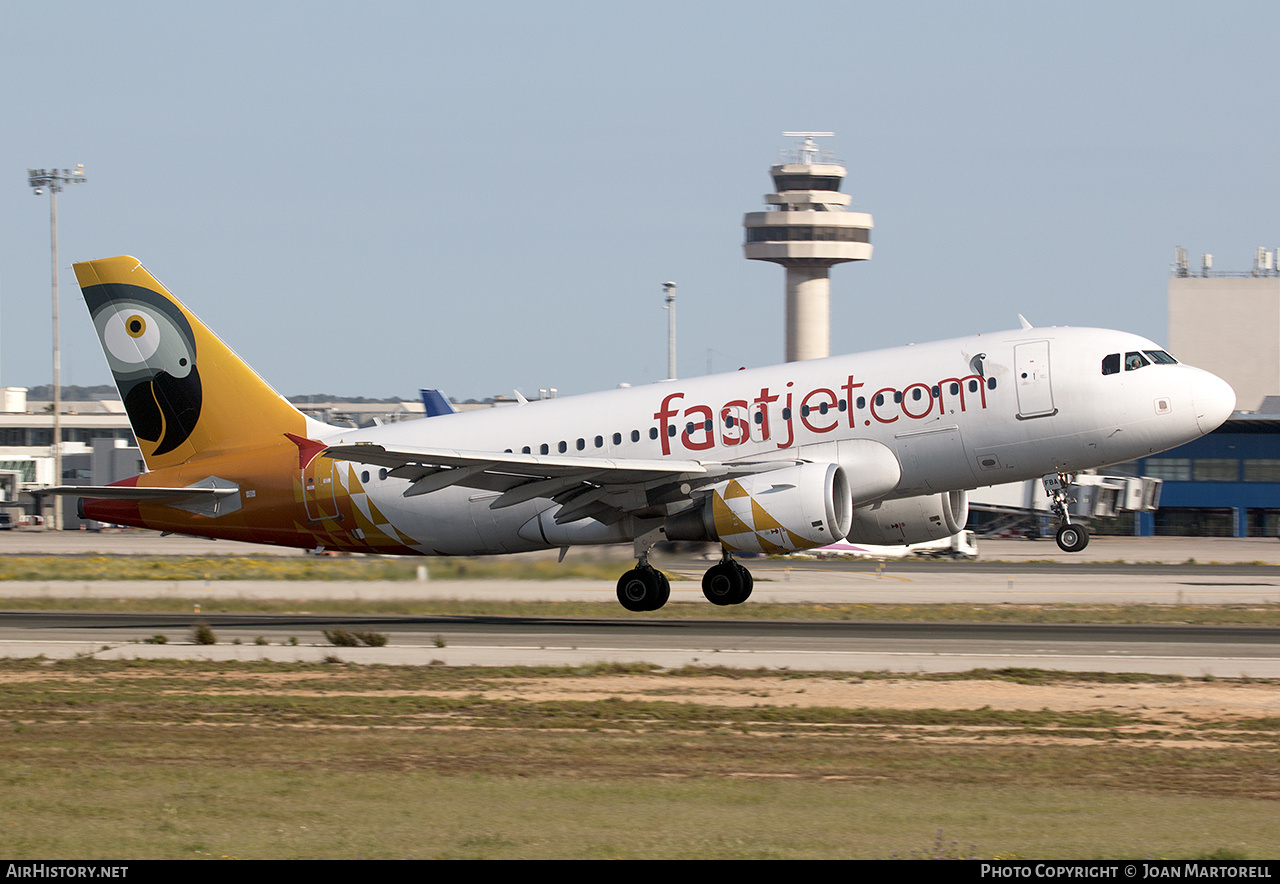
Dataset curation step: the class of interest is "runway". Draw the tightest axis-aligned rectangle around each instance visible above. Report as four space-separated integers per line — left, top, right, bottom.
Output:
2 531 1279 675
3 610 1278 677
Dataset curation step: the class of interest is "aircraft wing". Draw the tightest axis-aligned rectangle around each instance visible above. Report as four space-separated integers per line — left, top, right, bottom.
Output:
322 442 797 525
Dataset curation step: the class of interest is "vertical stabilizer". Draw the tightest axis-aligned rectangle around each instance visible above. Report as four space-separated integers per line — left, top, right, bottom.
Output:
73 255 307 471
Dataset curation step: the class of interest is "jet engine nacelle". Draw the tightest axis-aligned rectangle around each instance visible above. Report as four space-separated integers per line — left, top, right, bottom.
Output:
666 462 853 554
846 490 969 546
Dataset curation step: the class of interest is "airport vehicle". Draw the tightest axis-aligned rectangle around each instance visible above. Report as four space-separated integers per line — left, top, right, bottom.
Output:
797 530 978 560
47 256 1235 611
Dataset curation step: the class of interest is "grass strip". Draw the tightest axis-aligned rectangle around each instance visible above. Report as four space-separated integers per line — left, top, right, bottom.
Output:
0 660 1276 859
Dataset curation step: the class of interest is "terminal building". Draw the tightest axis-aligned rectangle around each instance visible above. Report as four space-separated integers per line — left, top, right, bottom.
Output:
1110 249 1280 537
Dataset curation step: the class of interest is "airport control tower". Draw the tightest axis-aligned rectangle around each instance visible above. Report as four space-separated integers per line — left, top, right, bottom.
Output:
743 133 873 362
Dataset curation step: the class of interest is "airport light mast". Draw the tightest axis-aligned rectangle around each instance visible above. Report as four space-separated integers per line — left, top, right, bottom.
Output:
28 164 87 530
662 281 676 380
743 133 872 362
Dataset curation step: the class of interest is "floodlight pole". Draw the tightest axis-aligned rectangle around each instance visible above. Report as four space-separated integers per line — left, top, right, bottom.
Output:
27 165 86 530
663 282 676 381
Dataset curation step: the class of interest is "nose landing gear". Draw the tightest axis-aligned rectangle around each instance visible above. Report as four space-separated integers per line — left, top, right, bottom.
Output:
1043 471 1089 553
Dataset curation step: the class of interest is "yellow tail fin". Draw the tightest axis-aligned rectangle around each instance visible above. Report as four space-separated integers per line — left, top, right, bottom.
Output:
74 255 307 471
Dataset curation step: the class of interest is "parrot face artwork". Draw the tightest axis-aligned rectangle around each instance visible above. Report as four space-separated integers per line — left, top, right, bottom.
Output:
85 282 202 457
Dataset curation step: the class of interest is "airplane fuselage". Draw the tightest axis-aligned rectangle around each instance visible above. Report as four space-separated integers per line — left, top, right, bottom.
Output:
85 325 1233 557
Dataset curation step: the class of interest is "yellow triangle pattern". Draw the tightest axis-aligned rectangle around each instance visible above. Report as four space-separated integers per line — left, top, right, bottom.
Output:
712 491 754 537
711 481 824 555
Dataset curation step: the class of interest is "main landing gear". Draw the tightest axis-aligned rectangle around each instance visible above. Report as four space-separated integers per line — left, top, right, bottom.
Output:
701 551 753 606
616 562 670 612
1043 471 1089 553
616 540 756 612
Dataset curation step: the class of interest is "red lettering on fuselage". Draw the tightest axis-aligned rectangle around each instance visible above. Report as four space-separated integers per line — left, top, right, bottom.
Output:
938 375 988 412
900 383 935 419
800 388 838 434
720 400 748 446
870 388 899 424
654 392 684 456
754 387 779 442
652 371 994 456
681 404 714 451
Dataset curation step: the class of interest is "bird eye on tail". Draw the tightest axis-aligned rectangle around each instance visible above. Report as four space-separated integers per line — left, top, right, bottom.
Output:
104 307 162 363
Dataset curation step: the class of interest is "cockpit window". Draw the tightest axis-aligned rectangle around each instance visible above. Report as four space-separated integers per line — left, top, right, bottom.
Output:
1125 351 1150 371
1143 350 1178 365
1102 353 1120 375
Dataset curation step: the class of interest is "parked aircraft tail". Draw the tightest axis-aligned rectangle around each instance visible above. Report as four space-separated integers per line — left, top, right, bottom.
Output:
73 255 308 471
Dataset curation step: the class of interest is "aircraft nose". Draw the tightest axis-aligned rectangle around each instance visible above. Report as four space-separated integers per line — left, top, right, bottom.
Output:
1192 371 1235 434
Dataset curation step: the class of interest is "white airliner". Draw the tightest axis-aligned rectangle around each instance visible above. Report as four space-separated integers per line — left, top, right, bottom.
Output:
49 256 1235 612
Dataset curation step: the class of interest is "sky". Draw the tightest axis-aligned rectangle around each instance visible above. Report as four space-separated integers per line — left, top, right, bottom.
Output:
2 0 1278 401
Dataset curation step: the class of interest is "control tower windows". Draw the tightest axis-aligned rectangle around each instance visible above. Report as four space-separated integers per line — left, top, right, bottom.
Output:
745 226 870 244
771 175 842 192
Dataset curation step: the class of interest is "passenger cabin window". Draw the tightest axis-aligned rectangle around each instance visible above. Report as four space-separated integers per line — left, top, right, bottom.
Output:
1102 353 1121 375
1125 351 1150 371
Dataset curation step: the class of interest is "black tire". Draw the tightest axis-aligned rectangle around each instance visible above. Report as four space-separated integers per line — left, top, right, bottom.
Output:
734 561 753 603
651 570 671 610
617 567 661 612
1055 524 1089 553
702 561 751 605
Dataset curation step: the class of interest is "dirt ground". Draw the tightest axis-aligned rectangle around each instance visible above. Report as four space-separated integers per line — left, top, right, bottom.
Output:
495 675 1280 720
10 667 1271 721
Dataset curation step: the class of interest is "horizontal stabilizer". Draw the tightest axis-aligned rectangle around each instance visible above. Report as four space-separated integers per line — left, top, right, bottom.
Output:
38 485 239 501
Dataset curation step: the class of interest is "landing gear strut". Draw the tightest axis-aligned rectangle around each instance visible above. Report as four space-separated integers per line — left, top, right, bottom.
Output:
1043 471 1089 553
617 524 672 612
701 550 753 606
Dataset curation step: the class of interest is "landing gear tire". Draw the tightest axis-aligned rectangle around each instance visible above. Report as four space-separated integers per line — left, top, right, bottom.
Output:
1055 524 1089 553
617 566 670 612
702 561 753 606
